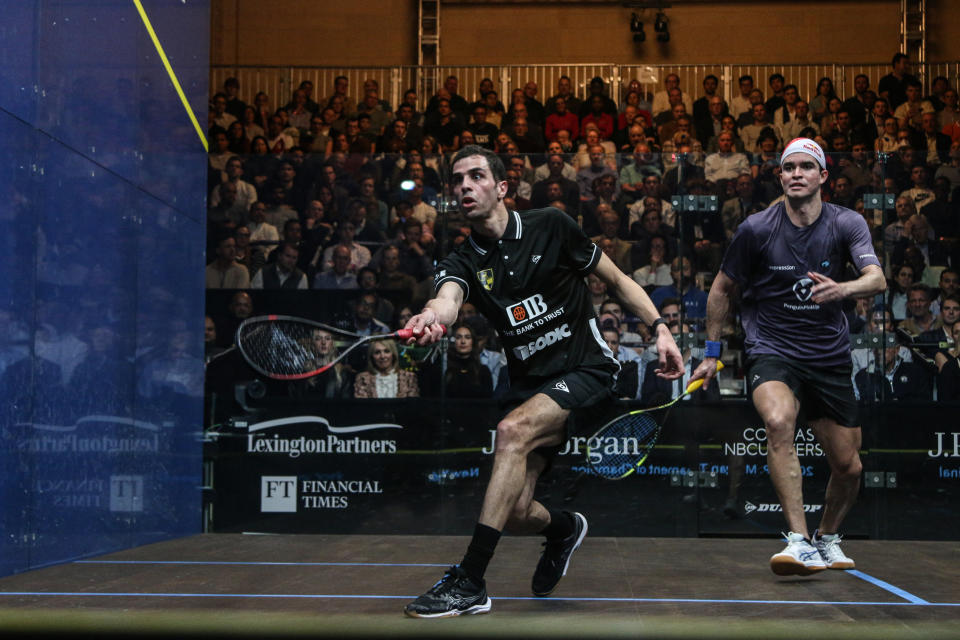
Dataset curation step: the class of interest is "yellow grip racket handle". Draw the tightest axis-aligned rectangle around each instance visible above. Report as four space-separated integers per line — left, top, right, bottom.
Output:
684 360 724 394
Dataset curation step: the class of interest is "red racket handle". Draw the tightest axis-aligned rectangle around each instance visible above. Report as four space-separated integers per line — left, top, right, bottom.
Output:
395 325 448 340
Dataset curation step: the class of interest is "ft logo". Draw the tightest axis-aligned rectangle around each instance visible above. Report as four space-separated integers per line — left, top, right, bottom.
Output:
261 476 297 512
506 294 548 327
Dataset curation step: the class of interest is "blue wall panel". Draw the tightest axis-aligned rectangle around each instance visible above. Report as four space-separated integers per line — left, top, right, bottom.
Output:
0 0 208 577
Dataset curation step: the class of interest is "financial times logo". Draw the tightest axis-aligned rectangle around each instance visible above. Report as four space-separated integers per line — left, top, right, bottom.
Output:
261 476 297 512
793 277 813 302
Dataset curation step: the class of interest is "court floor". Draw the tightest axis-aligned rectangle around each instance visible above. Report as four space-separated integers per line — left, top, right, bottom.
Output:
0 534 958 638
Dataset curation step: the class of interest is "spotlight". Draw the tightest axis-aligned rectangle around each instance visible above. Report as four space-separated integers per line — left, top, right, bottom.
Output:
630 13 645 43
654 12 669 42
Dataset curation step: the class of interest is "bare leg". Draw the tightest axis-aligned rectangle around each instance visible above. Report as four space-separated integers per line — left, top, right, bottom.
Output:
752 381 808 536
478 393 569 531
811 418 862 534
504 453 550 534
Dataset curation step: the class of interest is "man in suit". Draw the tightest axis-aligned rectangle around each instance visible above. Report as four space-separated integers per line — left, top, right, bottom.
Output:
854 344 933 402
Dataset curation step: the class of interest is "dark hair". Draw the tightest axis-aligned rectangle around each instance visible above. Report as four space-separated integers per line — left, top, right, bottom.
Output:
704 74 719 84
892 53 908 67
768 73 785 83
738 74 753 84
450 145 507 182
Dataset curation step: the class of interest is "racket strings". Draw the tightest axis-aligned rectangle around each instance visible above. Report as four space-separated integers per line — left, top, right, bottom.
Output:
588 413 660 474
239 320 326 376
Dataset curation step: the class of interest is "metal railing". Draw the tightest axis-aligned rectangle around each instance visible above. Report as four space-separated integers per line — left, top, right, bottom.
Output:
211 62 960 113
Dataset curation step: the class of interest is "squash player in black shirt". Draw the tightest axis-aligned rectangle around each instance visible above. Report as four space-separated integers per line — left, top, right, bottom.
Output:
402 145 684 618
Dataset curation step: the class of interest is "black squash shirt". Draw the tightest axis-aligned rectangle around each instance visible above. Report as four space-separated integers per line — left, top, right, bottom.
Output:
435 208 619 382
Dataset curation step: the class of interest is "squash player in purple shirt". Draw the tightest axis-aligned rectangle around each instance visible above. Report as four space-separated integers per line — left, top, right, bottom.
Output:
692 138 886 577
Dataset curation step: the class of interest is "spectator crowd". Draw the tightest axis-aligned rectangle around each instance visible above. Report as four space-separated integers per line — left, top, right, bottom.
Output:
204 54 960 402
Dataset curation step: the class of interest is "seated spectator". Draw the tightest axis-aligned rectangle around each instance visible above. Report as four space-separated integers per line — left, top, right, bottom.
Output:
463 315 507 390
318 220 372 273
600 326 641 400
891 213 950 272
631 235 672 288
545 96 579 143
313 245 358 290
589 205 631 268
894 80 934 133
504 167 532 210
704 132 750 183
216 291 254 347
422 322 493 399
854 343 933 402
920 293 959 359
378 245 418 305
574 126 617 169
598 298 645 345
250 242 308 289
577 145 617 202
584 273 608 317
778 100 820 143
641 315 720 406
210 156 257 213
627 174 676 228
291 328 355 399
736 88 766 129
355 267 395 325
934 319 960 401
619 143 663 195
899 283 942 337
886 263 915 322
705 115 745 153
874 116 901 153
205 234 250 289
354 338 419 398
581 94 616 141
931 269 960 316
650 257 708 327
740 103 772 153
721 173 767 240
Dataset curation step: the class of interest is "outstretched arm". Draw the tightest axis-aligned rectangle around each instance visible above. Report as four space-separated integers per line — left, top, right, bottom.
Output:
593 253 684 380
690 270 739 389
404 281 464 346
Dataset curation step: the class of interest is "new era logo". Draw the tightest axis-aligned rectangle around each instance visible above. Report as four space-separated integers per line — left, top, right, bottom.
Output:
531 255 542 264
553 380 569 393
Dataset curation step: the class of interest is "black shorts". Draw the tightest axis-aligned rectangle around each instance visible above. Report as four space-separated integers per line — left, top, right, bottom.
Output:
747 354 858 427
500 365 616 468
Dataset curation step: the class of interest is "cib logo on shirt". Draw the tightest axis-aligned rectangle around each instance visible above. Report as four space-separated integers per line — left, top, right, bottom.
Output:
506 293 548 326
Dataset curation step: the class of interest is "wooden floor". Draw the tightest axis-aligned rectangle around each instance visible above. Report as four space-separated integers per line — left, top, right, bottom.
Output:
0 534 958 639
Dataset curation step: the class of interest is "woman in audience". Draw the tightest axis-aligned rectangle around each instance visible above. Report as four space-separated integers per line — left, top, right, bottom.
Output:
809 77 838 123
818 96 844 137
292 328 355 399
422 323 493 398
354 339 419 398
887 264 916 322
445 323 493 398
420 135 443 172
226 121 249 155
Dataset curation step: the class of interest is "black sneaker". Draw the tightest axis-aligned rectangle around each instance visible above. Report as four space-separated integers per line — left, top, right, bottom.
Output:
531 511 588 597
404 565 492 618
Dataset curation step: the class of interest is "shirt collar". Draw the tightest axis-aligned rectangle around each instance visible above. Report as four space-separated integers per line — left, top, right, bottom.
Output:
469 210 522 255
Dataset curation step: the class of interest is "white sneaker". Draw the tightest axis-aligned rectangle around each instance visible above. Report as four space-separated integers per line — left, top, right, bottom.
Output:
813 529 855 570
770 532 827 576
